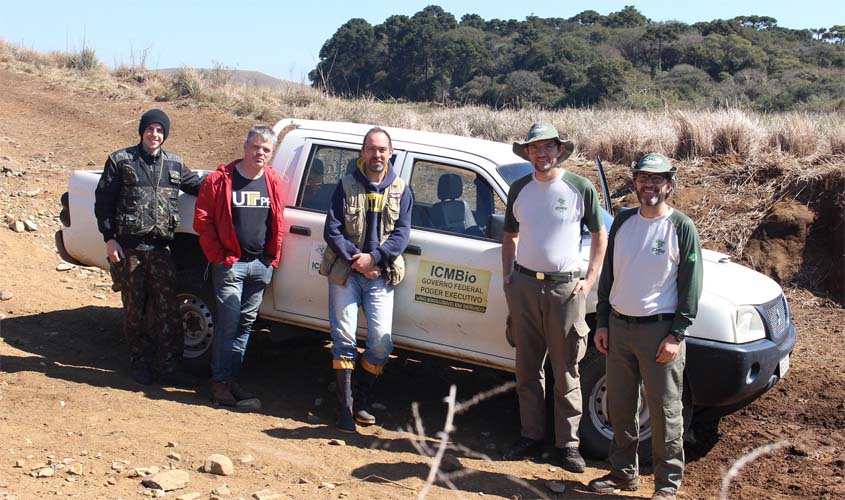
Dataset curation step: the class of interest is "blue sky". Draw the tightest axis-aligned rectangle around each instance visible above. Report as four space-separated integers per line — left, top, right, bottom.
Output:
1 1 841 81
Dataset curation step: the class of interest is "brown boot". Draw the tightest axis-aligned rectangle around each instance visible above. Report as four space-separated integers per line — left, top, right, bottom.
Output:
588 474 639 493
229 380 256 401
211 380 237 406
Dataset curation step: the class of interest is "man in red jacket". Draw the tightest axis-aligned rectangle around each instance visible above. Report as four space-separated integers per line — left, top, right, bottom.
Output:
194 125 285 406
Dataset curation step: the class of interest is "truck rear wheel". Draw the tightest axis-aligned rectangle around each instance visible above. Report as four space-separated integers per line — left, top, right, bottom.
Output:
177 270 215 376
579 350 692 463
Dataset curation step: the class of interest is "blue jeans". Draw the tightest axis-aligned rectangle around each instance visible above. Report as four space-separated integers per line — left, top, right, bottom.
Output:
210 259 273 382
328 272 394 367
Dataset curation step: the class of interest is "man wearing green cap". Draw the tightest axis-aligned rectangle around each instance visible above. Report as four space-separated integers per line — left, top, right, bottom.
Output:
590 153 702 500
502 122 607 472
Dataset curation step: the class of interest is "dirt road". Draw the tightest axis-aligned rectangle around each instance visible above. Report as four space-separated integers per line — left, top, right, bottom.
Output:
1 69 843 499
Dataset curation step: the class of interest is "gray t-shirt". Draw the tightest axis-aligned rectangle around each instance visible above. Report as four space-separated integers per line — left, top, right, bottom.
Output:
504 170 604 272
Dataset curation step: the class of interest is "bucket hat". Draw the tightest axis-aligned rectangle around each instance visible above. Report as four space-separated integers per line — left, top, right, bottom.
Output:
632 153 677 174
512 122 574 164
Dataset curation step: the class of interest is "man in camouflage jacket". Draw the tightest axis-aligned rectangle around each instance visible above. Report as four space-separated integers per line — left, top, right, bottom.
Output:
94 109 202 386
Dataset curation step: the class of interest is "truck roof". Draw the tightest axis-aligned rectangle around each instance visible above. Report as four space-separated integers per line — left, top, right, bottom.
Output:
273 118 524 168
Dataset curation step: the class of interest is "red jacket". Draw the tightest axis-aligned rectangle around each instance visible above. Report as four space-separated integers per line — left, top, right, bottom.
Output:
194 160 285 267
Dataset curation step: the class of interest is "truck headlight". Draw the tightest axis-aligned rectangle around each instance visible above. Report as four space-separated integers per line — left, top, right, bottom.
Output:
735 306 766 343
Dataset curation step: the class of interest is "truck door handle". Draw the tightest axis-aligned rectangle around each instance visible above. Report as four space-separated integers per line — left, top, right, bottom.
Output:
404 245 422 256
289 225 311 236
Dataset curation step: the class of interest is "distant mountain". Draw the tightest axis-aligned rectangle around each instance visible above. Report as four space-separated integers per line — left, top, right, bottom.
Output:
155 68 304 89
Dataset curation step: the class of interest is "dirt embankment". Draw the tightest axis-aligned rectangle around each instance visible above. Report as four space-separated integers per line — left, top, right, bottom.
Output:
1 68 844 500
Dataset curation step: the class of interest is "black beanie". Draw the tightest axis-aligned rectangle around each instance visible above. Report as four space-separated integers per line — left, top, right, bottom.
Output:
138 108 171 142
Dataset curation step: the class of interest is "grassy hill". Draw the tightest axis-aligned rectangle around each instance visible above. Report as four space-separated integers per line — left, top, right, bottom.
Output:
0 36 842 300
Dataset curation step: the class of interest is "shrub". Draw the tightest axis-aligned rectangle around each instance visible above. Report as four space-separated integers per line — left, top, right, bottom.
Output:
65 47 101 72
171 68 205 99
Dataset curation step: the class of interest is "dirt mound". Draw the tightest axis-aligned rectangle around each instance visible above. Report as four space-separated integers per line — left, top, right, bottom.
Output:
745 170 845 303
744 201 816 284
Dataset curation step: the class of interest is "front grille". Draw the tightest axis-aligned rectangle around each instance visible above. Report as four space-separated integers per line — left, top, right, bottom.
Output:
760 294 789 344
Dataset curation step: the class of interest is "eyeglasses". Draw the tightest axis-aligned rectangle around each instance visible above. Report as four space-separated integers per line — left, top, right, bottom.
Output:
634 173 669 185
527 142 561 154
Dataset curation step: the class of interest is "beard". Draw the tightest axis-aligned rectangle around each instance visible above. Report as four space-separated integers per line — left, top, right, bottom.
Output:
367 159 386 173
532 159 556 173
637 189 668 207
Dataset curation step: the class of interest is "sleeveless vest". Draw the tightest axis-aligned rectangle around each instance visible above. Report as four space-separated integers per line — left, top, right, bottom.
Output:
110 146 184 240
321 173 406 285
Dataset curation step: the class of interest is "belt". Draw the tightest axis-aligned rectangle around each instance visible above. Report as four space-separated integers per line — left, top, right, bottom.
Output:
239 252 265 263
612 309 675 323
513 262 580 283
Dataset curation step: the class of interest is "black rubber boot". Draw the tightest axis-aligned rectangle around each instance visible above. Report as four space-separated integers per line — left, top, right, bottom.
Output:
353 367 378 425
335 369 356 433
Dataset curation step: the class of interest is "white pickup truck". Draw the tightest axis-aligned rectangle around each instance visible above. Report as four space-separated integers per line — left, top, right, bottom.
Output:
56 118 796 459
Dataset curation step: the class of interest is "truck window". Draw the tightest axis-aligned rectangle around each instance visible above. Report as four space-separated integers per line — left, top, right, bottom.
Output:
299 145 397 212
409 159 505 241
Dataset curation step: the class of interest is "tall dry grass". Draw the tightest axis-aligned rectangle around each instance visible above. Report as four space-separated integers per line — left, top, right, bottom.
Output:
2 37 844 165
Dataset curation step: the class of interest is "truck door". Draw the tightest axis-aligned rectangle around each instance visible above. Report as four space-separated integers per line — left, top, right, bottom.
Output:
268 140 403 330
394 153 516 371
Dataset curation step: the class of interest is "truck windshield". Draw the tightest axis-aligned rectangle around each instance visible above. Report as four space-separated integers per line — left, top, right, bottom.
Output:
496 162 534 185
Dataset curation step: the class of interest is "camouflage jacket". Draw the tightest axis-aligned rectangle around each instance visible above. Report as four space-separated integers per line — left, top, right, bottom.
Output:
94 144 202 248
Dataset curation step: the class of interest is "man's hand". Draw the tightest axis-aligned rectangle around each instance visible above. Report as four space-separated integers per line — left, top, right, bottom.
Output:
106 239 124 263
655 335 682 364
594 326 609 355
351 253 380 279
572 275 596 297
503 270 513 286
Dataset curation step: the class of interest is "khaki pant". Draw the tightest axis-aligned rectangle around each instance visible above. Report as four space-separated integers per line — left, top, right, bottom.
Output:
606 314 686 494
504 271 589 448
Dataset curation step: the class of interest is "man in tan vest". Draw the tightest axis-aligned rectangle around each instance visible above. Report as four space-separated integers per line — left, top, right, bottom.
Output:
320 127 413 432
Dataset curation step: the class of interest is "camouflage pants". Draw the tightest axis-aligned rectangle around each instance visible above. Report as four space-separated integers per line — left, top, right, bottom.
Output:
113 247 183 376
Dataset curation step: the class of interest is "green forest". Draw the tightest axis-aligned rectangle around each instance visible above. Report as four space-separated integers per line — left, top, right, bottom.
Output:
308 6 845 111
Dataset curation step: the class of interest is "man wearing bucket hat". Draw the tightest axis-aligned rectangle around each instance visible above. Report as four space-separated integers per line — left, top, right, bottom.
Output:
501 122 607 472
95 108 203 387
590 153 702 500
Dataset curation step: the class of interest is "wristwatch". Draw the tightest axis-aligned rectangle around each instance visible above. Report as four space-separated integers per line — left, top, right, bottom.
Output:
670 330 686 342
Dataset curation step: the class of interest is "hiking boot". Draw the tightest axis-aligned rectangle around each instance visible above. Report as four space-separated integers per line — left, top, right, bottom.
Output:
503 437 544 460
130 363 154 386
211 380 237 406
652 490 677 500
229 380 256 401
335 369 356 433
588 474 639 494
556 446 586 473
353 366 378 425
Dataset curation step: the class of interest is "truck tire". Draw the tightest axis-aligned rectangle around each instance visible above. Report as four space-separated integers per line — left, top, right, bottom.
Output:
579 350 692 464
176 270 215 376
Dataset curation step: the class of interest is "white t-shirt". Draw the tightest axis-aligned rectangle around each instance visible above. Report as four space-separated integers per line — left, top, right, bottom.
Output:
505 170 602 273
609 208 680 316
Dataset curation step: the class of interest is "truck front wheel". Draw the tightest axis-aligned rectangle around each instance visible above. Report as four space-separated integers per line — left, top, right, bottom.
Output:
579 351 692 463
177 271 215 376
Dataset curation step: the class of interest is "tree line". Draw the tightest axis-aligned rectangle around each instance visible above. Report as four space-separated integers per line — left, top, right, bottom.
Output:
308 6 845 111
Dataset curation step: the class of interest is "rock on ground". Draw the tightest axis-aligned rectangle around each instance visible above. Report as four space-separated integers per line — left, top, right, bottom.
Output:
203 454 234 476
141 469 190 491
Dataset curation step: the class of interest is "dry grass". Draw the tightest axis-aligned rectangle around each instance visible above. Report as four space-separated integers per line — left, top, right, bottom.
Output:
3 37 843 163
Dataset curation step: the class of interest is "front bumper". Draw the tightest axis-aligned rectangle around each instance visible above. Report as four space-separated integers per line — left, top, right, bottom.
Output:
686 320 797 408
